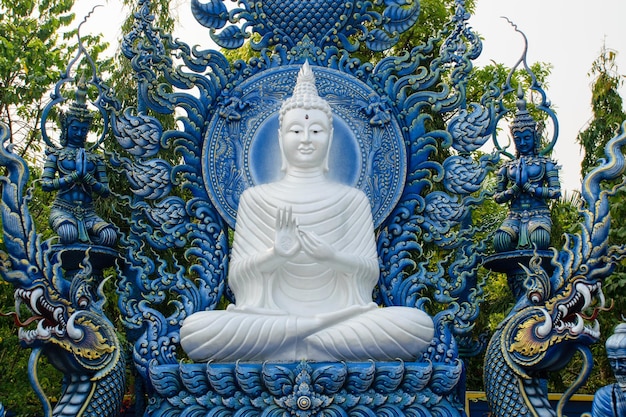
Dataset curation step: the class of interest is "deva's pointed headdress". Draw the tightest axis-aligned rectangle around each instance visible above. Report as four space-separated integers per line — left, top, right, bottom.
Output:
493 21 559 159
60 79 95 145
279 61 333 125
509 86 537 136
64 79 95 124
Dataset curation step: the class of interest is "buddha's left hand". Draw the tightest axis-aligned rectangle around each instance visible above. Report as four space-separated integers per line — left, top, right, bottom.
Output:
299 230 336 262
299 231 369 274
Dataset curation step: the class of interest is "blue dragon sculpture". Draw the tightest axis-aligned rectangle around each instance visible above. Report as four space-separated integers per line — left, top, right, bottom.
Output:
0 121 125 417
484 121 626 416
0 14 126 415
482 21 626 417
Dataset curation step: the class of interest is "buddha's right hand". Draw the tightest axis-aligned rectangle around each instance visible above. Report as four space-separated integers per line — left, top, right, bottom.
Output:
274 207 300 258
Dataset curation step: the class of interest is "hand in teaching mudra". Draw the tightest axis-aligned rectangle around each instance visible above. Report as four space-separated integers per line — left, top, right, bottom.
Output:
275 207 336 262
275 207 300 258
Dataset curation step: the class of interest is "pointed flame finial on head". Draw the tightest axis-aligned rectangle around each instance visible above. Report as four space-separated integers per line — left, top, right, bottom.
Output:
65 77 94 124
59 77 95 146
278 61 335 173
291 61 320 100
279 61 333 125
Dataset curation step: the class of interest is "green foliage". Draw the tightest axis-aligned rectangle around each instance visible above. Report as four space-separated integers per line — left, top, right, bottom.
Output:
549 191 582 248
119 0 175 32
0 0 73 156
0 0 112 159
464 270 514 390
576 45 626 318
576 48 626 341
577 46 626 178
467 62 553 135
603 185 626 318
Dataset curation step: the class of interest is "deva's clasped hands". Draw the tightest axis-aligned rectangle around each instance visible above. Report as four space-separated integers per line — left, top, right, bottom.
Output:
69 148 97 186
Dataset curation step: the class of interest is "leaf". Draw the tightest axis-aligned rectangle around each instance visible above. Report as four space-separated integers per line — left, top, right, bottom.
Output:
383 3 421 34
365 29 398 52
191 0 229 30
210 26 246 50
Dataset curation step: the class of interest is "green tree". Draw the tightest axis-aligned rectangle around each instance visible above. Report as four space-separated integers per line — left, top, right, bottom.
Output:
576 46 626 316
394 0 475 54
112 0 175 108
0 0 112 159
578 46 626 178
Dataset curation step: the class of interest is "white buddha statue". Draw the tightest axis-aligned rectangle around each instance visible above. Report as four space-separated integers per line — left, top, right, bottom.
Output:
180 62 434 362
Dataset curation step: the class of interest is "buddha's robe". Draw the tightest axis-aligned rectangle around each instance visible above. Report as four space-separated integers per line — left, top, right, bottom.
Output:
180 177 434 362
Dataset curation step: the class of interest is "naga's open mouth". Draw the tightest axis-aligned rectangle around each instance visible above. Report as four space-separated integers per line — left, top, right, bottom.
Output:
5 287 66 342
552 282 606 339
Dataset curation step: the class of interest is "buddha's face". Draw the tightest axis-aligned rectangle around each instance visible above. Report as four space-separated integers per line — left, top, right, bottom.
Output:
66 119 90 148
280 108 332 171
514 129 536 156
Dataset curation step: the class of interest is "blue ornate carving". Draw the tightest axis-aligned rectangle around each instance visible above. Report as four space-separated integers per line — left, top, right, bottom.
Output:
0 17 125 416
192 0 420 52
0 121 125 417
4 0 625 416
148 361 464 416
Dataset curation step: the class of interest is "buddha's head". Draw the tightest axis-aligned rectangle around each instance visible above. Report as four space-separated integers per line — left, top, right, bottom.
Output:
278 62 334 173
606 323 626 389
510 89 539 157
60 82 94 148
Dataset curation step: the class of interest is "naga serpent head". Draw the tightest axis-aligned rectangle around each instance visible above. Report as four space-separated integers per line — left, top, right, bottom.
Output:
501 256 607 377
3 251 119 374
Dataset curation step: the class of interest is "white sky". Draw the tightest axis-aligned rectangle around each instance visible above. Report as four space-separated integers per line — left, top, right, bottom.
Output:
74 0 626 193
